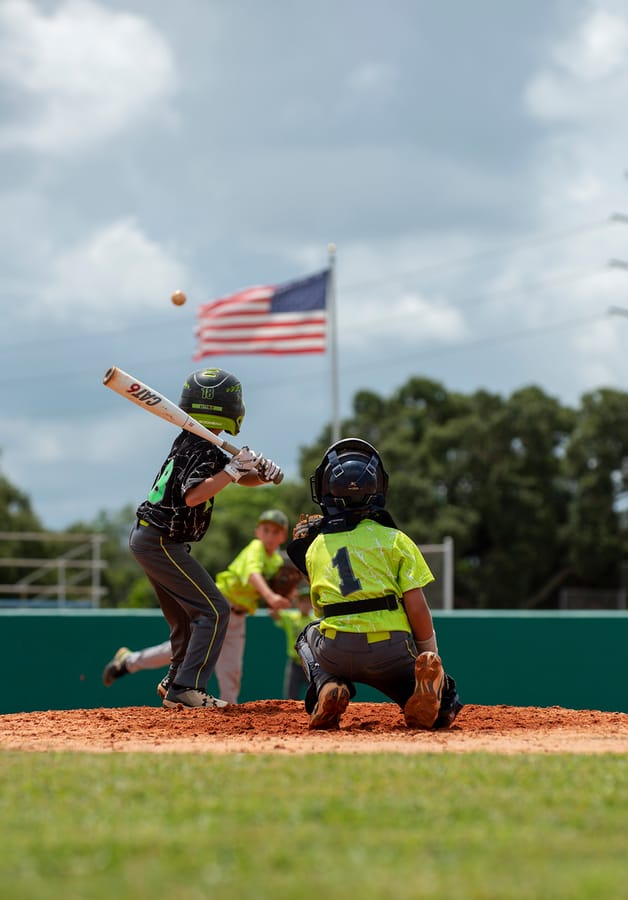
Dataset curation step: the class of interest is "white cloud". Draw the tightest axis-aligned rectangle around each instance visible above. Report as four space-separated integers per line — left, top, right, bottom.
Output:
368 291 466 343
346 62 398 97
0 409 169 526
0 0 177 154
524 6 628 121
520 3 628 225
554 6 628 80
19 409 163 466
572 315 628 387
340 285 467 351
39 217 187 323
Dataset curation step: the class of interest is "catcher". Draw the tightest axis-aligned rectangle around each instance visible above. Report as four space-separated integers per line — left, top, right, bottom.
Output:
103 510 294 703
286 438 463 731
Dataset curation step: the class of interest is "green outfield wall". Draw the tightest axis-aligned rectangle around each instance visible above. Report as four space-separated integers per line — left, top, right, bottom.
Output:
1 609 626 715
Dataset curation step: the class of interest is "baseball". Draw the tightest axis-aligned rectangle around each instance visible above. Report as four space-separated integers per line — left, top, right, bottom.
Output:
171 290 187 306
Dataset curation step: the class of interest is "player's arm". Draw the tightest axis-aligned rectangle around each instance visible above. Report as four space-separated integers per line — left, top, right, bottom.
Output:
248 572 292 611
184 448 266 505
403 587 438 653
184 469 234 506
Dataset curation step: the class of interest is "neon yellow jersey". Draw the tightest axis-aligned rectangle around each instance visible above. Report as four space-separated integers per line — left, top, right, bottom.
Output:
215 538 284 613
305 518 434 635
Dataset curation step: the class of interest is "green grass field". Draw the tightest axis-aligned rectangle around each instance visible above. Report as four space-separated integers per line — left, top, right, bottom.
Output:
1 752 626 899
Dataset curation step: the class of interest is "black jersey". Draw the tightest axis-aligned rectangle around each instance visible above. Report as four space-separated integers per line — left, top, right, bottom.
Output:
136 431 230 542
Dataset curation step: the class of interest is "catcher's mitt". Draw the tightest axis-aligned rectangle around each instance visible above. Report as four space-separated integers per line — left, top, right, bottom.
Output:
292 513 323 541
269 560 306 597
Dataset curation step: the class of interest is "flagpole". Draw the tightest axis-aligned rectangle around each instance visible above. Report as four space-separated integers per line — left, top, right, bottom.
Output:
327 242 340 443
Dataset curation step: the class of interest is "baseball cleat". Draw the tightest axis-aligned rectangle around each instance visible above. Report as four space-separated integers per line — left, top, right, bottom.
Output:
156 664 178 700
308 680 351 730
404 651 445 729
433 673 463 729
101 647 132 687
162 686 229 709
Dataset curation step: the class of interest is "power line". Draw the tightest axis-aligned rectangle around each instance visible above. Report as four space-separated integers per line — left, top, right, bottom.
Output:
0 265 621 388
343 266 611 331
339 218 614 292
0 307 619 393
0 217 617 353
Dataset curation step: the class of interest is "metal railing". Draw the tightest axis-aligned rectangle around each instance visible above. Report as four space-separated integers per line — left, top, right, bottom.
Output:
559 587 627 610
0 531 107 608
419 536 454 610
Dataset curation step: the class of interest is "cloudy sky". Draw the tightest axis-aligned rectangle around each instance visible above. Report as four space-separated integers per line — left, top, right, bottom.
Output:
2 0 628 530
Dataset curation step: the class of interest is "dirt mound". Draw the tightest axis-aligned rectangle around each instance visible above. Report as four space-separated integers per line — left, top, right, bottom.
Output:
1 701 626 754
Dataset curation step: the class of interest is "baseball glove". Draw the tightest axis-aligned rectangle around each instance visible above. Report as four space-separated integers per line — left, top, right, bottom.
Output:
292 513 324 541
269 560 306 597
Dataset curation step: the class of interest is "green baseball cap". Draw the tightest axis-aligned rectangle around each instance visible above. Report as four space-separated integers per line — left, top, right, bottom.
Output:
258 509 288 530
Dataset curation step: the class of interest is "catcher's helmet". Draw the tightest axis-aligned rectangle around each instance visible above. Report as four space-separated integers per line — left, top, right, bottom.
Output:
311 438 389 511
179 368 245 436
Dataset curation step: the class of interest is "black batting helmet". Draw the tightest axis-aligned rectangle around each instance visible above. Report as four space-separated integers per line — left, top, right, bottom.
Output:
311 438 389 511
179 368 245 435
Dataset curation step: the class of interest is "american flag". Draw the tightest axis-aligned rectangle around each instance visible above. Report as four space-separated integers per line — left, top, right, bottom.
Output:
194 269 329 358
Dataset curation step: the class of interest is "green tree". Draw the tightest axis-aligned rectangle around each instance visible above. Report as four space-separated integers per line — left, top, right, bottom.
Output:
448 386 575 608
563 388 628 585
6 376 628 611
82 484 312 608
0 468 47 590
72 505 143 608
299 377 626 609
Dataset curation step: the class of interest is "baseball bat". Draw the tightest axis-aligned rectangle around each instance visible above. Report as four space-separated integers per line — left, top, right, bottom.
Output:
102 366 283 483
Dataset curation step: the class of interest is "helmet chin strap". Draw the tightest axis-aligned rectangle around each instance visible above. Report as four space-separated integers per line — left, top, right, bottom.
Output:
317 503 397 533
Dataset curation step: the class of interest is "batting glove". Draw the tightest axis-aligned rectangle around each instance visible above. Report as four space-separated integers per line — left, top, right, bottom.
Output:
224 447 263 482
258 457 283 484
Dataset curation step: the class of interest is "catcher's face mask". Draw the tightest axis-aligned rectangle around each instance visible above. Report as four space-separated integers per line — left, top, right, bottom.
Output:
312 438 389 510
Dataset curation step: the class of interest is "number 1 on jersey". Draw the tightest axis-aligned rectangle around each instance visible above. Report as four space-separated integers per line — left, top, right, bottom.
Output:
331 546 362 596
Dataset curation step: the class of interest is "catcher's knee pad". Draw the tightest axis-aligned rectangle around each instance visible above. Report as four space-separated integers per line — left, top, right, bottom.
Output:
296 623 356 713
295 624 320 686
296 631 323 714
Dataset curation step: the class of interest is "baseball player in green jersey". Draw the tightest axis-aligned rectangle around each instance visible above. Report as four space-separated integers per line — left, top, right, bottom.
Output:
287 438 462 730
214 509 292 703
128 368 282 710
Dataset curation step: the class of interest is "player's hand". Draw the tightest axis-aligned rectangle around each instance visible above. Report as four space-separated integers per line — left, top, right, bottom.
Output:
258 457 283 484
224 447 263 482
266 592 292 611
293 513 323 540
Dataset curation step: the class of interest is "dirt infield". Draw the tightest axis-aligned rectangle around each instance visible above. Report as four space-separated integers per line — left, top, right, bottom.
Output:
1 702 627 753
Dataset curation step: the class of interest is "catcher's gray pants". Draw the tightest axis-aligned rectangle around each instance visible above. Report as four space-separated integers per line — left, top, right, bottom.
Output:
129 521 229 692
297 622 418 708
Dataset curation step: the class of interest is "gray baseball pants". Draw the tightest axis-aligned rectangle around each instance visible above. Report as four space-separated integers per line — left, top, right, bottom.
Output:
129 521 229 692
298 622 418 708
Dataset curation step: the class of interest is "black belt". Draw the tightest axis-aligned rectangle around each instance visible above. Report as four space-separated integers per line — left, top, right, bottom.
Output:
321 594 399 617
